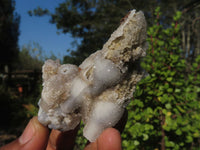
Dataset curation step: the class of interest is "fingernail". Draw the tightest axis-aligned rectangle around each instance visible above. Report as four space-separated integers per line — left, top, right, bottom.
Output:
19 119 35 145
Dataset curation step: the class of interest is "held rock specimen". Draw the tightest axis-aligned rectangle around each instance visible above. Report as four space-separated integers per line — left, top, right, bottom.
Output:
38 9 147 142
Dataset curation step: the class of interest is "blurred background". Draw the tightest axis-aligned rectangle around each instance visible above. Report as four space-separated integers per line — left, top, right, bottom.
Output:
0 0 200 149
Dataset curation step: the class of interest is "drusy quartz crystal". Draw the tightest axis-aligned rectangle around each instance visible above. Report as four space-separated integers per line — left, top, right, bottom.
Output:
38 9 147 142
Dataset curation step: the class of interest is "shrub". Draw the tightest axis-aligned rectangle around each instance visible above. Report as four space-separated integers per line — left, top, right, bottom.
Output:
122 7 200 150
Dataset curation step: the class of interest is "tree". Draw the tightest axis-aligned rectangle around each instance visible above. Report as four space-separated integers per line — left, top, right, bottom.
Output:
180 0 200 63
15 42 59 70
29 0 200 65
29 0 158 64
0 0 20 71
16 43 44 70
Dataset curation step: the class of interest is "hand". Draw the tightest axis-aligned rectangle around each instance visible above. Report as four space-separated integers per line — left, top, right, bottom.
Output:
0 117 122 150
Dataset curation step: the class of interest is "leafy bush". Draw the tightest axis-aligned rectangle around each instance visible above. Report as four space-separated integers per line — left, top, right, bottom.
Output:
122 7 200 150
0 84 28 134
74 122 87 150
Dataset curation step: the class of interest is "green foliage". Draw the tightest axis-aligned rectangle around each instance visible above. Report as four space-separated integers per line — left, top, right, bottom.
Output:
15 42 59 70
0 85 28 129
28 6 49 16
53 0 131 64
74 122 87 150
31 0 163 65
16 43 44 70
122 7 200 149
31 0 200 65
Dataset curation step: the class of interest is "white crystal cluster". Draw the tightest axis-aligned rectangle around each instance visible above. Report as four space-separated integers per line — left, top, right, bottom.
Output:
38 9 147 142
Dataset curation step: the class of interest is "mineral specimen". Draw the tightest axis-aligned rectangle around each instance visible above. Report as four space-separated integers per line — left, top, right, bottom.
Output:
38 9 147 142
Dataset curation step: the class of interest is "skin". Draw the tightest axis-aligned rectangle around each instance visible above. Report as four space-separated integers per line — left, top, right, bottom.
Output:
0 116 123 150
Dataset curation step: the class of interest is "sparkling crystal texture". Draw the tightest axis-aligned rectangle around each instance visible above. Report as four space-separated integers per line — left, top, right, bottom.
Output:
38 10 147 142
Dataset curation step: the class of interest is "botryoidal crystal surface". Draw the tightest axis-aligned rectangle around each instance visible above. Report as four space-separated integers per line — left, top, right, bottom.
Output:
38 9 147 142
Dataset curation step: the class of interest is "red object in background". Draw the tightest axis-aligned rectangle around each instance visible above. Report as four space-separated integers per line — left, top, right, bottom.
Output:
17 84 23 96
18 86 23 93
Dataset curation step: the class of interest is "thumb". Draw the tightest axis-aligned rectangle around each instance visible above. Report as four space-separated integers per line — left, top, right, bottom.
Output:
0 116 49 150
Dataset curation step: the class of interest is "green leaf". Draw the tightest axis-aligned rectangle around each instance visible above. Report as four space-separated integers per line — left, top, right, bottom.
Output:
158 40 164 46
166 77 173 82
192 63 198 68
133 140 140 146
173 11 182 21
167 88 173 93
133 99 144 108
147 107 153 114
165 103 172 109
166 140 175 147
134 115 141 120
148 90 154 95
186 136 193 143
193 132 200 138
175 129 182 135
142 134 149 141
175 88 181 93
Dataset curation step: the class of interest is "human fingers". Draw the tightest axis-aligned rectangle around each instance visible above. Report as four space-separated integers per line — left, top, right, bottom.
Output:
46 125 79 150
98 128 122 150
84 128 122 150
0 116 49 150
